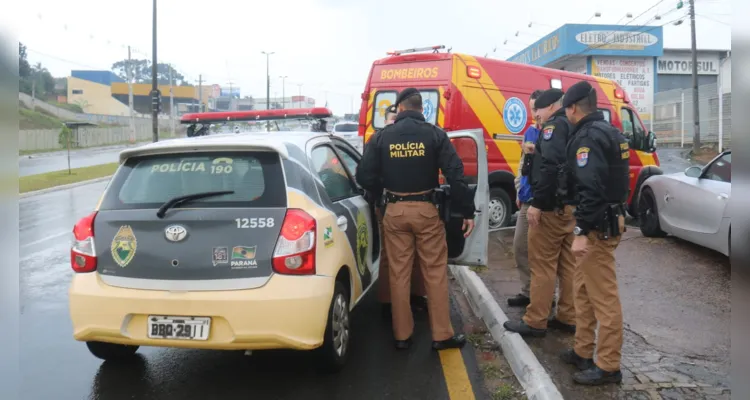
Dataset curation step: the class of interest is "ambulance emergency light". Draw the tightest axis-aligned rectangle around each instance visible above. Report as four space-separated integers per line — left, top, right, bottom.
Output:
387 45 446 56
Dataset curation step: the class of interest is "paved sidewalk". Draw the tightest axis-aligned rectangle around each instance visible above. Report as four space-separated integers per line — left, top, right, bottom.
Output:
476 229 730 400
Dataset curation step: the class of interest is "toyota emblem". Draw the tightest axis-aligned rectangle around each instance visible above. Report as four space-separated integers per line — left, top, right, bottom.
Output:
165 225 188 242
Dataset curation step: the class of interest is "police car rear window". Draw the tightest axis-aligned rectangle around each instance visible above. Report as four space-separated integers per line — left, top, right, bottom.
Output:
98 151 287 210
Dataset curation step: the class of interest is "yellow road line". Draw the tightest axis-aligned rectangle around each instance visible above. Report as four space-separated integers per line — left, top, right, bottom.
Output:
439 348 476 400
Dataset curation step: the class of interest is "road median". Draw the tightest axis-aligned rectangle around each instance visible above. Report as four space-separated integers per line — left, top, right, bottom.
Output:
19 163 119 194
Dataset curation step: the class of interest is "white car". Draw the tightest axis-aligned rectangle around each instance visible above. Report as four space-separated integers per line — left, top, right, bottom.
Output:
638 150 731 256
332 122 362 153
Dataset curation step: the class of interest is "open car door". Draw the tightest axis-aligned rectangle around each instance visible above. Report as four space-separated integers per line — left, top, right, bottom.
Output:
445 129 489 267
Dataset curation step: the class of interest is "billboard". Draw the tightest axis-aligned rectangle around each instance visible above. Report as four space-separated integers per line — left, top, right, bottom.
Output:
220 86 240 98
509 24 664 66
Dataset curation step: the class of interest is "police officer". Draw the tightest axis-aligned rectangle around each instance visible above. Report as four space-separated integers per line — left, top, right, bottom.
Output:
504 88 577 337
357 88 473 350
558 80 629 386
369 105 429 318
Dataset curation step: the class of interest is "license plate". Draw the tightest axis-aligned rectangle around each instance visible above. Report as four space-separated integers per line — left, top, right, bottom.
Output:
147 316 211 340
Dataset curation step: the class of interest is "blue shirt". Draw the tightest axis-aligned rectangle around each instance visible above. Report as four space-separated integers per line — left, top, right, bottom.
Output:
517 125 540 203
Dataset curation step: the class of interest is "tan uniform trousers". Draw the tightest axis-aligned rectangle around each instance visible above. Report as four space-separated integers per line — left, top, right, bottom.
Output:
376 207 427 303
574 218 625 372
382 201 453 342
523 205 576 329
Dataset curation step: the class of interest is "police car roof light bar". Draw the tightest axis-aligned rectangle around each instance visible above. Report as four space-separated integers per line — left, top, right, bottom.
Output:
180 107 334 124
387 45 445 56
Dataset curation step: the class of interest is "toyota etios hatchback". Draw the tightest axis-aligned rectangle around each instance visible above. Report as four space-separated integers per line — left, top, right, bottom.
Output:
68 109 489 372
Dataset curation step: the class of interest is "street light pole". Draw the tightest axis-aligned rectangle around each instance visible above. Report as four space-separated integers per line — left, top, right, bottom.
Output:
261 51 274 111
151 0 159 142
297 84 303 108
688 0 701 151
279 76 288 108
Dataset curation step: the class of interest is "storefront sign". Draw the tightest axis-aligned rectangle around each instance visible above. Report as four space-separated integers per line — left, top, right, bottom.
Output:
576 30 659 51
510 33 561 65
592 57 654 119
656 54 720 75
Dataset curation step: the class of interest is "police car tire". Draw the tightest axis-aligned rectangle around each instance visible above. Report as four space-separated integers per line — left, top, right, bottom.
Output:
317 281 350 373
489 188 512 228
638 187 667 238
86 341 139 361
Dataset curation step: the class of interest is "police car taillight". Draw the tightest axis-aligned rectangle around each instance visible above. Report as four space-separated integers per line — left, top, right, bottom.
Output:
272 209 316 275
71 212 98 273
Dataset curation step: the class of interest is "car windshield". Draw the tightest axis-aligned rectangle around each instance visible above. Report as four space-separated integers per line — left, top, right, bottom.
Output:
98 151 287 210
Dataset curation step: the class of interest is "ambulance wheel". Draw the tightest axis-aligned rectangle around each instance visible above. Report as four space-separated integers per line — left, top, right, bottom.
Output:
86 341 139 361
489 188 512 229
318 281 350 373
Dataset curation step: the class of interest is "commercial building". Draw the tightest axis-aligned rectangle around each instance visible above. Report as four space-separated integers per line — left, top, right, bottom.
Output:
67 70 213 116
507 23 730 128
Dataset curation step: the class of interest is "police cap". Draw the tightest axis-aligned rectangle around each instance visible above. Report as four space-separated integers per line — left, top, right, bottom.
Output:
385 104 397 115
562 80 595 108
395 87 421 106
534 88 564 109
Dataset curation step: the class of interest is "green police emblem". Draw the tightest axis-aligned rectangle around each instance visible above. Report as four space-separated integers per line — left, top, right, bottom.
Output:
355 211 368 275
111 225 137 268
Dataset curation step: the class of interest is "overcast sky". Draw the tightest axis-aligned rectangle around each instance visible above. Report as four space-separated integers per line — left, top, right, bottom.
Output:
12 0 731 114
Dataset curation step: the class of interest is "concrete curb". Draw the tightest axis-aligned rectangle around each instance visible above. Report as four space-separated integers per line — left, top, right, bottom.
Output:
20 176 112 199
449 264 564 400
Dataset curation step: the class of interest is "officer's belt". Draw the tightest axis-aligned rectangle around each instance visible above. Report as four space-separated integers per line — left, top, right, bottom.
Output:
385 192 433 203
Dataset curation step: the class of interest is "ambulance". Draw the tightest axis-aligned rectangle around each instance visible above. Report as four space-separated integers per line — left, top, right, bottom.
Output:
357 45 661 229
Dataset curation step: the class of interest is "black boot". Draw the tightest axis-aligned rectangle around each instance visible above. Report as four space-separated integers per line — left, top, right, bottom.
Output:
395 336 413 350
560 348 594 371
432 334 467 350
502 320 546 337
507 294 530 307
573 365 623 385
547 318 576 333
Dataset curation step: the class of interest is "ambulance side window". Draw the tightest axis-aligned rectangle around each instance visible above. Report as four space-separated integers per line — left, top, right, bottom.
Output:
620 108 635 137
372 91 398 129
621 107 648 151
599 109 611 123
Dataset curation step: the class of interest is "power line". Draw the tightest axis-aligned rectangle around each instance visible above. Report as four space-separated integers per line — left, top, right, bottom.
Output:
695 13 730 25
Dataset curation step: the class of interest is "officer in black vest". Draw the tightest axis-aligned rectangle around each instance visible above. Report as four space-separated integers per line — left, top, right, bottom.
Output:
558 80 630 386
357 88 474 350
504 88 577 338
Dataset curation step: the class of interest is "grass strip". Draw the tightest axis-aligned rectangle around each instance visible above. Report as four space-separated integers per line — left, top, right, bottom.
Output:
19 162 119 193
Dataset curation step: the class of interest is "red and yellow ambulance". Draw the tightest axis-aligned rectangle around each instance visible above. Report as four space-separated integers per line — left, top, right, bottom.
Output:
357 45 661 228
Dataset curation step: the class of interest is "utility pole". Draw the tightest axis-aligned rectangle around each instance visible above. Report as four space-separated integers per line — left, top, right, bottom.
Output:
198 74 203 112
151 0 159 142
297 84 303 108
227 81 235 110
688 0 700 151
262 51 274 113
279 76 288 108
169 64 175 136
127 46 135 143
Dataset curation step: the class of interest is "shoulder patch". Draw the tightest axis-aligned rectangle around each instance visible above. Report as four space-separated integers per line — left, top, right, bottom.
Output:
542 125 554 140
576 147 590 167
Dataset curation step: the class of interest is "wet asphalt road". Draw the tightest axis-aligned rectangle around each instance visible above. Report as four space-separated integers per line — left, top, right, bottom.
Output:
20 182 487 400
19 146 129 177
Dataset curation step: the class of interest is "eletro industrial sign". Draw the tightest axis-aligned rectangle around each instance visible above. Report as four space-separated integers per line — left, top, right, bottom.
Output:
576 31 659 50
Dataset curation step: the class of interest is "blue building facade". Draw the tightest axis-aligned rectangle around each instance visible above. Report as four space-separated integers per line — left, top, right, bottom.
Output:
508 24 664 126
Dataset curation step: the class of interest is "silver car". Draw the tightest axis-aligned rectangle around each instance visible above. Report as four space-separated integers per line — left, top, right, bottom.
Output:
637 150 731 256
332 122 362 153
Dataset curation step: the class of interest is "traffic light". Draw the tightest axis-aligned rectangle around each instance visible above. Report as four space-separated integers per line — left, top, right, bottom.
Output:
151 89 162 113
677 0 683 9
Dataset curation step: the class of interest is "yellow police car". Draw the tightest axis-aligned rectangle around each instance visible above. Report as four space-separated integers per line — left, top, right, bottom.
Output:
68 109 489 372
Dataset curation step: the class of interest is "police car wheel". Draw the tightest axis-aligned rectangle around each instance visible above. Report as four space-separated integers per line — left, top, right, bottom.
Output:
637 187 667 238
489 188 512 229
317 281 350 372
86 341 139 361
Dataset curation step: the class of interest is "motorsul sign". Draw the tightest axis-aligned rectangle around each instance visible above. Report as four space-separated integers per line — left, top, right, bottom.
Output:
576 30 659 50
657 54 720 75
